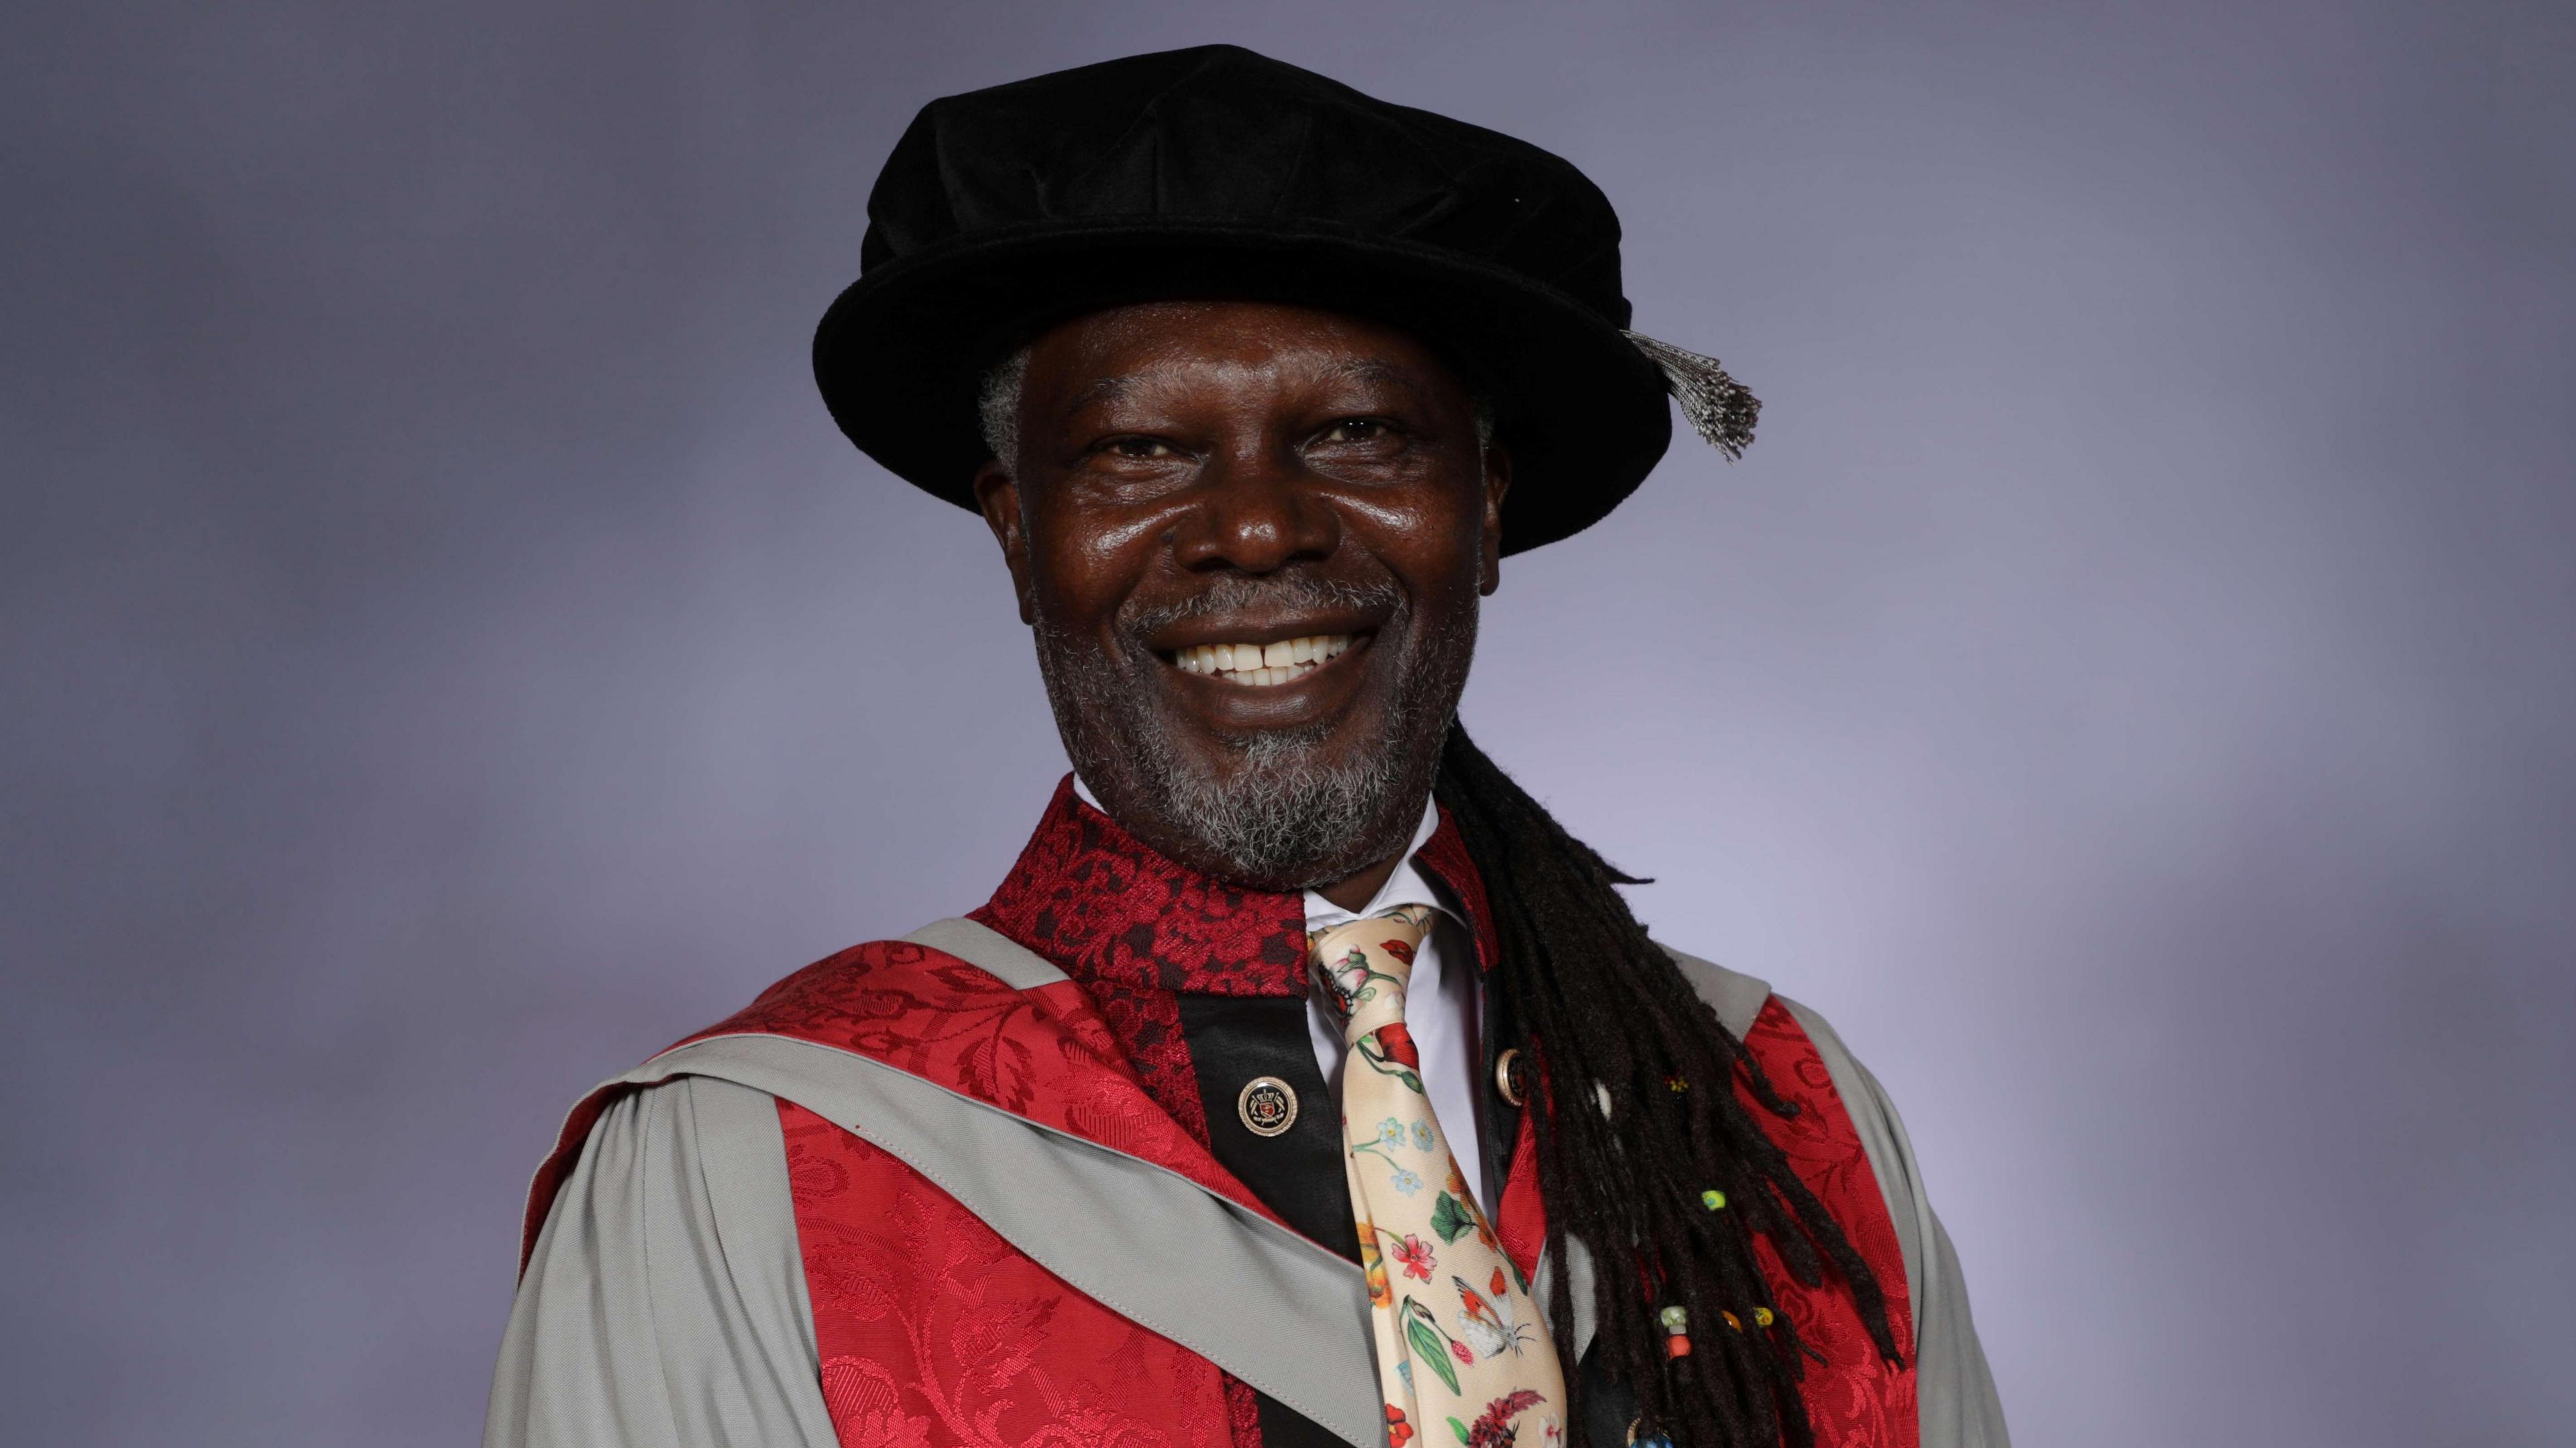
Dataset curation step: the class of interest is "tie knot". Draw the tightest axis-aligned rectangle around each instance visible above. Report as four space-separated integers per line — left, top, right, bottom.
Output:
1309 903 1435 1029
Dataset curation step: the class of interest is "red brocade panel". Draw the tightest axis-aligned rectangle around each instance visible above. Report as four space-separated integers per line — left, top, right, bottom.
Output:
969 778 1311 998
684 938 1280 1226
1736 999 1919 1448
782 1101 1238 1448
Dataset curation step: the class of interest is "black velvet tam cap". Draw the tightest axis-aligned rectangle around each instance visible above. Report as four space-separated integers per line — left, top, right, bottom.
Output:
813 44 1748 555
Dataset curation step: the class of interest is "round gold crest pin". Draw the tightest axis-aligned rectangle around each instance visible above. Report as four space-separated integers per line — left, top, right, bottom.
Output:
1237 1076 1298 1137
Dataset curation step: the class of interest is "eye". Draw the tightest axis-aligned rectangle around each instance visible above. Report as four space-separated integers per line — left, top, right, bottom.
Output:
1107 436 1179 459
1318 417 1395 444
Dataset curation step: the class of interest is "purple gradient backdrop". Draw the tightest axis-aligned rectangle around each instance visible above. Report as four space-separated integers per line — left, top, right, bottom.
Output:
7 3 2571 1444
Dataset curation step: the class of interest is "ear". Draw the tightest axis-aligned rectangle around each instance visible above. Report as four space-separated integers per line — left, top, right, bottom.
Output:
972 461 1038 625
1477 443 1513 596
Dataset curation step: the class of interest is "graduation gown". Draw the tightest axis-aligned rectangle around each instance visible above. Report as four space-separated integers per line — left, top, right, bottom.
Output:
485 780 2008 1448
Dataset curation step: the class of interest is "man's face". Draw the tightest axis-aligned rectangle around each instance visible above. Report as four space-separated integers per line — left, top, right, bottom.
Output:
973 300 1509 889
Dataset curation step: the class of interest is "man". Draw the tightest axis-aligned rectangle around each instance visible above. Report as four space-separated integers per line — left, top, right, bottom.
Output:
485 44 2006 1448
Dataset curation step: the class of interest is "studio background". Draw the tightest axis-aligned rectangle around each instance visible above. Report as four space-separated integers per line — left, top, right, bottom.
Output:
7 3 2571 1445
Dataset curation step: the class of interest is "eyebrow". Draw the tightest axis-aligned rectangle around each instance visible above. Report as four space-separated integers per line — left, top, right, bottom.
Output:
1065 374 1133 410
1323 357 1420 392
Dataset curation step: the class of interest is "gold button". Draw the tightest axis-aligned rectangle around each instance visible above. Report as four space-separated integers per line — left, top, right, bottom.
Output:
1237 1076 1298 1137
1494 1047 1527 1107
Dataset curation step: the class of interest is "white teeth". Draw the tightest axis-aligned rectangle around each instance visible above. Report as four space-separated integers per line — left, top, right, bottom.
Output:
1167 633 1356 687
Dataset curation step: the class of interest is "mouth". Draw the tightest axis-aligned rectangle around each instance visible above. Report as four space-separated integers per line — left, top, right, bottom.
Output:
1163 632 1358 687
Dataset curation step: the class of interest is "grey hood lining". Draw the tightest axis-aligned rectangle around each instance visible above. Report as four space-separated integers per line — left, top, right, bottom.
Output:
900 915 1069 988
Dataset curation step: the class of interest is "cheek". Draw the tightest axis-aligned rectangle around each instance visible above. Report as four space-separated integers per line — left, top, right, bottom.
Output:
1337 465 1486 557
1378 494 1493 602
1024 500 1167 636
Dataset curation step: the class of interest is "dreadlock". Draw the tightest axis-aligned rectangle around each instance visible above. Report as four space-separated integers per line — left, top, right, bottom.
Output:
1432 724 1903 1448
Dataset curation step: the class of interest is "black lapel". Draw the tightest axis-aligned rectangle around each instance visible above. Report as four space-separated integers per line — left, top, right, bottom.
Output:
1575 1339 1639 1448
1177 993 1368 1448
1176 993 1362 1263
1257 1391 1358 1448
1477 968 1524 1214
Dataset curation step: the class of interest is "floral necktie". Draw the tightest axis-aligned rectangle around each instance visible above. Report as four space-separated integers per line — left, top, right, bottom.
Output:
1312 905 1566 1448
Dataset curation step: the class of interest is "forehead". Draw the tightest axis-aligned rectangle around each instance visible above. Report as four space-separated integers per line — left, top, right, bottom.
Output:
1018 300 1466 407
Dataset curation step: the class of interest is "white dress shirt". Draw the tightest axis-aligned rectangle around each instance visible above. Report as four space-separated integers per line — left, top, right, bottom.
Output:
1071 780 1489 1201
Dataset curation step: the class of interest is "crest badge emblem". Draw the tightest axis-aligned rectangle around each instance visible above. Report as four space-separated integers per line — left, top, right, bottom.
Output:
1237 1076 1299 1137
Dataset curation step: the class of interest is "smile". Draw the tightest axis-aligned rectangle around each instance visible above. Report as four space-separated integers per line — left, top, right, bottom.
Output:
1165 633 1356 687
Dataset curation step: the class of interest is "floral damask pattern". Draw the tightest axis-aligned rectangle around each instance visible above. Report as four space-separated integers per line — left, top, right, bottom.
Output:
1735 999 1920 1448
784 1104 1233 1448
971 777 1311 997
698 938 1277 1224
521 925 1293 1270
1063 977 1206 1144
709 892 1294 1448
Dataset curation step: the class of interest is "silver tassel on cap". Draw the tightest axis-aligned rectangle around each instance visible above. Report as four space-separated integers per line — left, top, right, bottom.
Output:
1623 330 1760 460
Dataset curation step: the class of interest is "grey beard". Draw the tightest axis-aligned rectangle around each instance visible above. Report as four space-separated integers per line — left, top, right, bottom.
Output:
1130 713 1409 887
1030 580 1473 890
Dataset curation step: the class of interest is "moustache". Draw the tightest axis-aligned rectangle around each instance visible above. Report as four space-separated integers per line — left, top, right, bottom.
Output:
1120 574 1405 641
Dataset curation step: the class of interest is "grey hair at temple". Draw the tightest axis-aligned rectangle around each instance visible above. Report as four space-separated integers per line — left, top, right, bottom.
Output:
977 348 1032 467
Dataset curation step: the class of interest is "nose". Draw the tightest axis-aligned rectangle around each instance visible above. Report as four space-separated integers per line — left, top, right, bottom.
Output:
1169 445 1339 574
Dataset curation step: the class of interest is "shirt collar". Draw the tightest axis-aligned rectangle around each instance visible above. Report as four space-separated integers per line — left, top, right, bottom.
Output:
1299 797 1450 931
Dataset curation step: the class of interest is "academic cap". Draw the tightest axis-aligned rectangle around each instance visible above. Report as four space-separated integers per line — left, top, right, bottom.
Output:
812 44 1754 555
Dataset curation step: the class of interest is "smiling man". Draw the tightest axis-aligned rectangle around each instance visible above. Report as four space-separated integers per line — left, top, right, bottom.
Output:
985 300 1499 907
486 46 2005 1448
